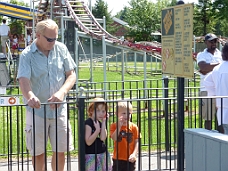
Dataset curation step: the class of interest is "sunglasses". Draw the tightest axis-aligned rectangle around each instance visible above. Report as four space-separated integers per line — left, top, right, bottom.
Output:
42 35 56 42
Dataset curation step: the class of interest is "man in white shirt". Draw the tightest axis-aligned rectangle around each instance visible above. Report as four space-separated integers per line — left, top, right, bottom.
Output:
197 33 223 131
204 42 228 134
0 19 10 56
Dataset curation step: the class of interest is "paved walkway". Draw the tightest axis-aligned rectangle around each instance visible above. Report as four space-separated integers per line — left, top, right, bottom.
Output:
0 152 178 171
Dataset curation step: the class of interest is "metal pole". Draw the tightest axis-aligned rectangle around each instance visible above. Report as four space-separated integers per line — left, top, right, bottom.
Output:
102 36 107 99
176 1 185 170
164 77 169 151
32 0 35 41
103 16 106 30
89 0 92 11
90 38 93 82
25 26 28 47
77 97 85 171
121 49 124 99
143 52 147 99
61 13 64 43
75 28 79 94
134 52 137 73
102 16 107 99
116 52 118 71
177 77 185 171
50 0 53 19
150 54 153 73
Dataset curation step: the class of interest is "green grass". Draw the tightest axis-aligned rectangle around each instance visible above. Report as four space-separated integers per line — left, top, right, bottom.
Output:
1 62 202 157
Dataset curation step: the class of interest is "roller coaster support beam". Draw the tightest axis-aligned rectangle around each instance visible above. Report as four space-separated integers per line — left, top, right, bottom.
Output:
90 37 93 83
61 13 64 43
134 52 137 74
116 52 118 71
32 0 35 41
121 50 124 99
143 52 147 100
102 35 107 100
75 28 79 94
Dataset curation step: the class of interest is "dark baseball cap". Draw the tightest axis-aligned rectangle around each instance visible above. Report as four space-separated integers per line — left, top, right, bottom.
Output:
204 33 218 41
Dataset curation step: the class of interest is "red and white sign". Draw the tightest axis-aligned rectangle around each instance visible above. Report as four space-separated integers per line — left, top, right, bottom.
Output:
0 97 19 106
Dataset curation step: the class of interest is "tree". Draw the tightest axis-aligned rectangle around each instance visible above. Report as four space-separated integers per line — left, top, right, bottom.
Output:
92 0 115 34
169 0 178 6
213 0 228 20
212 0 228 36
115 7 130 21
124 0 169 42
193 0 217 36
10 0 29 6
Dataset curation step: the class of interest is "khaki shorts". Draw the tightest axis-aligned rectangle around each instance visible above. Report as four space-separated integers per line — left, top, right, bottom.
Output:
25 112 74 156
1 36 9 48
199 91 216 120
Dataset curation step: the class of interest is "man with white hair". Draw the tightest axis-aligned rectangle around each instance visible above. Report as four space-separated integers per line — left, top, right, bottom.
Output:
17 19 76 171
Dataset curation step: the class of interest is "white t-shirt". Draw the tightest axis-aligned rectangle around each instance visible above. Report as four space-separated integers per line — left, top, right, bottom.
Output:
197 48 222 91
204 61 228 125
0 23 10 36
13 38 18 45
27 35 31 45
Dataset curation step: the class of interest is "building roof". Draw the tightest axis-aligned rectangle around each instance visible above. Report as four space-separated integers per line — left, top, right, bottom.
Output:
112 17 129 27
0 2 37 20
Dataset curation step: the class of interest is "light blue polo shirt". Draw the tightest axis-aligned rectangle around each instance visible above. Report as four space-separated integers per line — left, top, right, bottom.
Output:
17 41 76 118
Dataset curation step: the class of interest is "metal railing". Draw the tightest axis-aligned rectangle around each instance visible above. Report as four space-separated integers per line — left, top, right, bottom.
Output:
0 86 224 170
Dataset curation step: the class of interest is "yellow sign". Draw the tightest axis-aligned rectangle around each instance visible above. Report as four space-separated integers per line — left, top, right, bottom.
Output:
161 3 194 78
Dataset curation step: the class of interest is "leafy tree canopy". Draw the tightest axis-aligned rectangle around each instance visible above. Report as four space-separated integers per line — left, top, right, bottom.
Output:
92 0 116 34
123 0 170 42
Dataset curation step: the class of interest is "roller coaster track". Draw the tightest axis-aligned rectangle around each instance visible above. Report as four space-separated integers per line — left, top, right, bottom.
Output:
37 0 162 55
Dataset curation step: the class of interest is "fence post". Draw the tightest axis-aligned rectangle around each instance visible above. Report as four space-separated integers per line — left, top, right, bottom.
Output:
164 77 169 152
177 77 185 171
78 97 85 171
176 0 186 170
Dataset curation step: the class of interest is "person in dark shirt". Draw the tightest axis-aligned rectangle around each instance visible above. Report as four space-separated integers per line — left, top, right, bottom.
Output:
85 98 111 171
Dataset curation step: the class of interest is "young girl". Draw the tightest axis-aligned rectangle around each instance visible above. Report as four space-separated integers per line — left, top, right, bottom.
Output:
11 34 18 55
85 98 112 171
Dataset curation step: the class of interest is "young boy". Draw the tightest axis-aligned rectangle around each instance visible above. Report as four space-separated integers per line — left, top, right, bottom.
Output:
110 101 141 171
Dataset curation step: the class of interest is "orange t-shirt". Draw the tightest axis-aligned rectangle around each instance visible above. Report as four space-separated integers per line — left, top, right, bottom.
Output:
110 122 140 161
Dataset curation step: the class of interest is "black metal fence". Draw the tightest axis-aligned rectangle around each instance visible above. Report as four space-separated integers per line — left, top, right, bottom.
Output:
1 81 222 171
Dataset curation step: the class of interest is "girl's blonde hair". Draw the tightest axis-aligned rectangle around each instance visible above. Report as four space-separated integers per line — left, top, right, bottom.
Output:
36 19 58 35
87 98 108 117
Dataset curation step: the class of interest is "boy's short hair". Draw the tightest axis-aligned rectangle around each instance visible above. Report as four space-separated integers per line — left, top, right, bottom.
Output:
116 101 133 114
87 98 108 117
